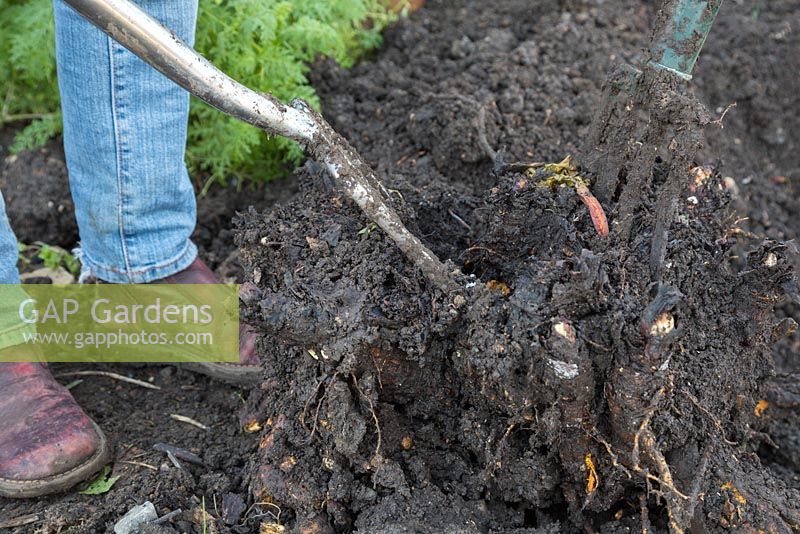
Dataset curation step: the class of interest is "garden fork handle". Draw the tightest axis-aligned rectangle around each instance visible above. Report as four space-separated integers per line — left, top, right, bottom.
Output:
647 0 724 80
62 0 318 142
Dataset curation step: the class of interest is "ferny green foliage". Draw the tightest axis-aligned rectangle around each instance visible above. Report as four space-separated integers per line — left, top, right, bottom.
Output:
0 0 394 184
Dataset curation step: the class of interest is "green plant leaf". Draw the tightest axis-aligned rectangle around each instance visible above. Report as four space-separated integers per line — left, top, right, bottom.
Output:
9 113 62 155
79 465 121 495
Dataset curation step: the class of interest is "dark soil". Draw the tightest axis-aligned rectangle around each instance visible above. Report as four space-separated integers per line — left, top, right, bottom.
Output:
191 179 300 279
0 135 77 249
2 0 800 533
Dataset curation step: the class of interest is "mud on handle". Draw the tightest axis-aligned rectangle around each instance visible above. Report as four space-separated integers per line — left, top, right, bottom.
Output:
62 0 318 142
648 0 723 80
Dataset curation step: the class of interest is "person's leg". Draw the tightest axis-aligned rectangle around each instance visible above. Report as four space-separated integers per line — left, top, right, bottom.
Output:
0 190 19 285
0 190 29 351
54 0 199 283
54 0 260 379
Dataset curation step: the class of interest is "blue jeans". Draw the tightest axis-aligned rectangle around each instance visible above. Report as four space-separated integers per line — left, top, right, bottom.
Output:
0 0 200 286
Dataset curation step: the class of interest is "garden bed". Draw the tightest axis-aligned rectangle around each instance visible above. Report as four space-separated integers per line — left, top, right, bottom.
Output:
1 0 799 532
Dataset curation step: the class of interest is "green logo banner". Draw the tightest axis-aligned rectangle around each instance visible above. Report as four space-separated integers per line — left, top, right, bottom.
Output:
0 284 240 363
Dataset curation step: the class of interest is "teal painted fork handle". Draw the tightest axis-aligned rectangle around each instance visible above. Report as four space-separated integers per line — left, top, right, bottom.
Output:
648 0 724 80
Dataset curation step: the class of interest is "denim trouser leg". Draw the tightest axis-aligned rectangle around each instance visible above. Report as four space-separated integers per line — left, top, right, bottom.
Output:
0 191 32 351
0 191 20 285
54 0 199 283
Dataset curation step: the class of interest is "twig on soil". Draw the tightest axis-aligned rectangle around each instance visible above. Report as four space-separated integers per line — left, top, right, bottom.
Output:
0 514 40 529
477 103 498 161
170 413 210 431
120 460 158 471
448 209 472 231
55 370 161 390
710 102 736 128
166 450 183 470
152 509 183 525
154 443 206 466
351 373 383 462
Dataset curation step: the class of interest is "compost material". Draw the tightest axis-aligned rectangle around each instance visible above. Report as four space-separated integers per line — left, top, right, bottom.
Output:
233 1 800 532
1 0 799 532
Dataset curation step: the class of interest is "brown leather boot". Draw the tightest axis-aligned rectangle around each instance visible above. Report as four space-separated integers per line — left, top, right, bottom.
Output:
0 363 110 498
152 257 261 384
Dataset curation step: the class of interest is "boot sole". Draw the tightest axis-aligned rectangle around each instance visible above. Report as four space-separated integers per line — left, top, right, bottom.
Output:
0 420 111 498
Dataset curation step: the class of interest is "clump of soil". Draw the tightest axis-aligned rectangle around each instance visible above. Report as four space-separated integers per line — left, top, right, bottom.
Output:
192 179 300 277
233 1 800 532
692 0 800 489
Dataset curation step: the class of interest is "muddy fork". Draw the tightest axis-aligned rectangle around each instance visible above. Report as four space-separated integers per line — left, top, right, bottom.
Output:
62 0 459 293
589 0 723 277
592 0 724 197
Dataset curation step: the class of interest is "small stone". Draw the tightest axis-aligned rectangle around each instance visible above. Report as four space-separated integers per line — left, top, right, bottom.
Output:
20 267 75 285
114 501 158 534
221 493 246 526
547 358 579 380
552 320 576 344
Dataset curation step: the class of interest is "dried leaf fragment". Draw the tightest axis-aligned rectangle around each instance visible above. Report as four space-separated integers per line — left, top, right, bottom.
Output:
585 453 599 493
754 399 769 418
486 280 511 296
575 182 609 237
245 420 263 433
